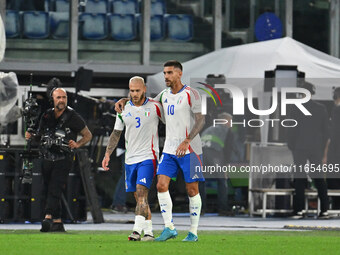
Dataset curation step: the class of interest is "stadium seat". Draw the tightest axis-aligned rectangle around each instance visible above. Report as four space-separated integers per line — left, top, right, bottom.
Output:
136 14 165 41
150 15 165 40
22 11 50 39
109 14 136 41
167 14 193 41
79 13 108 40
112 0 138 14
50 12 69 39
5 10 20 38
151 0 166 15
85 0 109 13
55 0 69 12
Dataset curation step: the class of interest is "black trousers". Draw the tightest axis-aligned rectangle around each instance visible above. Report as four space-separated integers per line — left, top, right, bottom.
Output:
293 150 329 213
200 148 229 213
42 157 72 219
327 178 340 209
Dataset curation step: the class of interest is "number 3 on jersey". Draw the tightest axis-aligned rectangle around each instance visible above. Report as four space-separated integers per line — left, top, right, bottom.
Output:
135 117 141 128
167 105 175 115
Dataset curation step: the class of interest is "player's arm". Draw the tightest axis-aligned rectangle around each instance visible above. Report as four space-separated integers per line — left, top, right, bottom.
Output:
154 101 165 124
188 112 205 140
159 107 166 124
153 91 164 103
114 98 129 113
102 129 123 170
176 113 205 157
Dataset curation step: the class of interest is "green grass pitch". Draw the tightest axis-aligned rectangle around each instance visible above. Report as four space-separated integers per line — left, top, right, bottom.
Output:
1 230 340 255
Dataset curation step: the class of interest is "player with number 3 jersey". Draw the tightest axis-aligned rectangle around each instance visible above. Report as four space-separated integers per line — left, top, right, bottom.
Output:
102 76 164 242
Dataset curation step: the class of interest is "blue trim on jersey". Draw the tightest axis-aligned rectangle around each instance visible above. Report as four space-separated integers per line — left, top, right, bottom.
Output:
142 97 149 105
170 85 187 94
129 97 149 106
125 159 156 192
157 153 205 183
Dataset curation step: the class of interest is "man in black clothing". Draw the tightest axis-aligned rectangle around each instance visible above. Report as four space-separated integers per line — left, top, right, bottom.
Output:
199 112 234 215
287 82 329 218
26 88 92 232
324 87 340 209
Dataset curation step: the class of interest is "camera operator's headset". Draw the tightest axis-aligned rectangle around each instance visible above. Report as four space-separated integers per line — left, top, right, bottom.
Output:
49 87 57 102
46 77 62 104
49 87 64 105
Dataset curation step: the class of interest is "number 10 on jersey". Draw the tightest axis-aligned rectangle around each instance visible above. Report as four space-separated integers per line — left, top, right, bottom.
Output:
167 105 175 115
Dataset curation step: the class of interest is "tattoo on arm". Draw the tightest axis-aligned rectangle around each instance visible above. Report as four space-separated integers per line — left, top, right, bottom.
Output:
187 113 205 141
105 130 122 157
76 126 92 147
135 185 149 219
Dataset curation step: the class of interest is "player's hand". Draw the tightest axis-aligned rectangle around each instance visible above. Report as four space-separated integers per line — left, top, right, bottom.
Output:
102 156 110 171
176 138 190 158
68 140 79 149
25 131 32 140
114 99 127 113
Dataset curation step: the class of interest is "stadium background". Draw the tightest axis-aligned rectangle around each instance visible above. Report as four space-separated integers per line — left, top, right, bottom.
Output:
1 0 340 222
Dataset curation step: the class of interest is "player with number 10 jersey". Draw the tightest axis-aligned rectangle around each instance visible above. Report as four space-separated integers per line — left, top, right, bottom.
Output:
156 85 203 159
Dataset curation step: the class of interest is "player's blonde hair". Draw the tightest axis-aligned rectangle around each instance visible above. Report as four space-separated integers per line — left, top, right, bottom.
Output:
129 76 145 86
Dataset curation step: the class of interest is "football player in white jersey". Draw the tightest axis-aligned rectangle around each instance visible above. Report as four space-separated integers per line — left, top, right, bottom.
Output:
115 61 205 242
154 60 205 242
102 76 164 241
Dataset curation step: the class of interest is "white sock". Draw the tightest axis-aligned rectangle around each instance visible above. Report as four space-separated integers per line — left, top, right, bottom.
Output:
189 193 202 236
144 220 153 236
158 191 175 230
133 215 145 234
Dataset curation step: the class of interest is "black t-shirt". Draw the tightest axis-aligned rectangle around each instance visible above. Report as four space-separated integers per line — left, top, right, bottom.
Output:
37 106 86 159
287 100 329 153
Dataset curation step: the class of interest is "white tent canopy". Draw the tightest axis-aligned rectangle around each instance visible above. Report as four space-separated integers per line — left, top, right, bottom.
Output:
147 37 340 100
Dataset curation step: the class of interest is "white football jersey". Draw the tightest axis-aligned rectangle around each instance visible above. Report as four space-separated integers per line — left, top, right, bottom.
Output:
155 85 203 155
114 98 164 164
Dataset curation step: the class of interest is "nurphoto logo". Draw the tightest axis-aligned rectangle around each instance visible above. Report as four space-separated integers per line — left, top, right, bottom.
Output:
196 81 312 128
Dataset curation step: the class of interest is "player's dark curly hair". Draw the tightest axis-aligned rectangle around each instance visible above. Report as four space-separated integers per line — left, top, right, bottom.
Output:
164 60 183 71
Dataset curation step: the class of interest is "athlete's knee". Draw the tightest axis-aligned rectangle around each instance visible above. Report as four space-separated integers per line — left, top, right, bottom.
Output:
187 188 199 197
157 175 171 192
186 184 199 197
157 181 169 192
